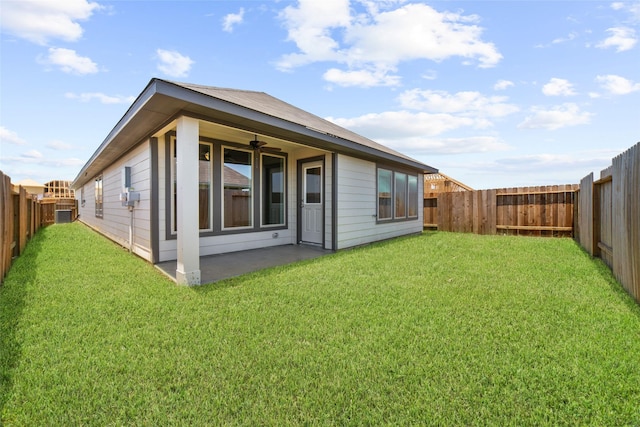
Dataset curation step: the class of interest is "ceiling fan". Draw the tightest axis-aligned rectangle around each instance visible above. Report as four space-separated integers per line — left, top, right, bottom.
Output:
249 135 281 154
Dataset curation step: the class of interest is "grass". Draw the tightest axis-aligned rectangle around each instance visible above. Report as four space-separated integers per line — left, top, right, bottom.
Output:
1 223 639 426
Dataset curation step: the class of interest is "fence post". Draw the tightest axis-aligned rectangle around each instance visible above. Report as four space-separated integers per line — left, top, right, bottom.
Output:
1 172 12 283
592 179 601 259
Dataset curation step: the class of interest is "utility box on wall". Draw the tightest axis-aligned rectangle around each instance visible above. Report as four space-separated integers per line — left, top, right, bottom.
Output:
120 191 140 207
122 166 132 191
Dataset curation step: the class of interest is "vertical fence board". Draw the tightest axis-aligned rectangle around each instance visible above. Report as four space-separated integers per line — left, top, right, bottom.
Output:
575 142 639 304
18 186 28 255
611 143 640 302
1 172 13 283
577 173 594 255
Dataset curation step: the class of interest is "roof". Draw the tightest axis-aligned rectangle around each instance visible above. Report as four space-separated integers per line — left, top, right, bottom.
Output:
424 172 474 195
223 166 250 187
72 78 437 189
15 179 45 188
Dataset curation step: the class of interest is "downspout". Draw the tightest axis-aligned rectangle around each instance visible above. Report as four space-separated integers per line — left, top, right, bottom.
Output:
129 205 134 253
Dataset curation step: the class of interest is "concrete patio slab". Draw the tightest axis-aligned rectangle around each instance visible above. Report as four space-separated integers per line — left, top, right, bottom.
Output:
155 244 332 284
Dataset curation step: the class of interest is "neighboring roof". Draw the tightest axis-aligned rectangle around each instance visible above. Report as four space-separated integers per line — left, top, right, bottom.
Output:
424 172 474 194
15 179 45 188
223 165 250 187
72 78 437 189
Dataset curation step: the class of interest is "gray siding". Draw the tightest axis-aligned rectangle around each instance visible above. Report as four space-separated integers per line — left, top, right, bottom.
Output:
77 141 152 261
336 154 423 249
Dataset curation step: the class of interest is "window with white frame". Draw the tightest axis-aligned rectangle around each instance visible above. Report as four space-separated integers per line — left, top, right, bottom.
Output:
95 175 103 218
223 147 253 228
199 143 213 231
169 137 287 235
262 154 285 226
171 140 214 232
377 167 419 221
377 168 392 220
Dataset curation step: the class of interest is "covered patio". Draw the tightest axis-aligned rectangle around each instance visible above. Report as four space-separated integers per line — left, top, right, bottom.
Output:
155 244 332 284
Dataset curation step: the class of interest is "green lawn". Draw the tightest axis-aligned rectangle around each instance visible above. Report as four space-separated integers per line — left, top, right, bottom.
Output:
1 223 639 425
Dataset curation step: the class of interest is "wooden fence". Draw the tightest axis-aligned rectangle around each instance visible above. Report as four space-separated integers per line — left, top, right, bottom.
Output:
1 170 78 284
424 184 579 237
575 142 640 304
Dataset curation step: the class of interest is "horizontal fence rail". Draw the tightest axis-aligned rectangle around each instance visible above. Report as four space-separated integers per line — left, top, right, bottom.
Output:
424 185 578 237
0 170 78 284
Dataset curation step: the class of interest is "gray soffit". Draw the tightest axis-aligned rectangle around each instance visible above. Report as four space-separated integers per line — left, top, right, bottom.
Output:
72 78 437 189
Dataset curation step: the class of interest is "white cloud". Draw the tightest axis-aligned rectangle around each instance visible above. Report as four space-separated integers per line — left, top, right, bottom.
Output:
596 74 640 95
0 127 26 145
324 88 518 155
46 140 73 150
329 111 479 139
491 151 620 173
0 0 101 45
552 31 578 44
397 89 519 118
156 49 194 78
380 136 511 155
518 103 593 130
277 1 501 87
344 4 502 67
542 78 576 96
222 8 245 32
596 27 637 52
2 154 85 167
65 92 135 104
611 2 625 11
22 149 43 159
41 47 98 74
323 67 401 87
277 0 351 69
494 80 514 90
422 69 438 80
610 1 640 22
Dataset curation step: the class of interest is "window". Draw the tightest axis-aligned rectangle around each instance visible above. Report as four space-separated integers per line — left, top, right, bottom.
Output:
95 175 103 218
304 166 322 204
377 169 392 220
199 143 212 230
223 148 252 228
408 175 418 218
168 135 287 236
394 172 407 218
172 140 214 232
377 167 419 221
262 154 285 226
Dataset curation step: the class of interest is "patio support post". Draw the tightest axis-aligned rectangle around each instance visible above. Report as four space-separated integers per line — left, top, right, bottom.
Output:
175 116 201 285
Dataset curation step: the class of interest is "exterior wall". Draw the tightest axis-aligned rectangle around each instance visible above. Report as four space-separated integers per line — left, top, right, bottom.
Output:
77 141 152 261
156 134 333 262
336 154 423 250
78 131 421 263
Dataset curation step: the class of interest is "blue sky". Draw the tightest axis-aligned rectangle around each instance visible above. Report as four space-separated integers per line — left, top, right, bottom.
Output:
1 0 638 190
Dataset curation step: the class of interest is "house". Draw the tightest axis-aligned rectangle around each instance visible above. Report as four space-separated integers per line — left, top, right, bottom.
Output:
14 179 45 198
44 180 75 198
71 78 437 285
424 172 473 197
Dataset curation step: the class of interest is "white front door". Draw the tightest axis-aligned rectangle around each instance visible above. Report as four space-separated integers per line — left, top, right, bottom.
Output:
301 161 323 245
